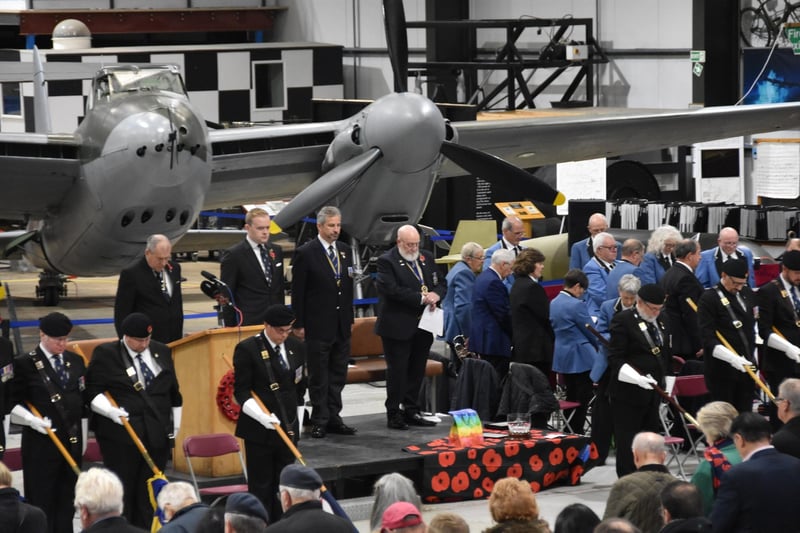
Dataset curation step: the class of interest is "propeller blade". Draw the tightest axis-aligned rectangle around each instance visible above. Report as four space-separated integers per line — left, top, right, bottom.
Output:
270 148 383 233
383 0 408 93
440 141 566 206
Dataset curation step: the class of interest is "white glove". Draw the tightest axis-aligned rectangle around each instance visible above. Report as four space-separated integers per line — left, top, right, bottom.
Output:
90 394 129 425
81 418 88 455
10 404 51 435
767 333 800 363
242 399 280 430
2 415 9 439
171 406 182 438
618 363 657 390
297 406 306 427
712 345 750 373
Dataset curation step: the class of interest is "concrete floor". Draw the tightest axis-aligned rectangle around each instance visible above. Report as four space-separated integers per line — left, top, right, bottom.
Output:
0 258 699 532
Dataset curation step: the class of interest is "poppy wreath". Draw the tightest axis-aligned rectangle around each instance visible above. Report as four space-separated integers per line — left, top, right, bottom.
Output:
216 369 240 421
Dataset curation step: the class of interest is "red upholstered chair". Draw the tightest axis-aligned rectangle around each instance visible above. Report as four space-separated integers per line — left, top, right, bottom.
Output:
183 433 248 498
83 437 103 464
672 375 711 460
3 447 22 471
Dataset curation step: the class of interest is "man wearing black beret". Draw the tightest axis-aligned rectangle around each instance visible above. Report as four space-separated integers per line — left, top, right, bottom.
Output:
233 304 306 521
607 284 672 478
265 464 352 532
225 492 269 531
10 312 86 533
757 250 800 430
697 258 757 413
85 312 182 529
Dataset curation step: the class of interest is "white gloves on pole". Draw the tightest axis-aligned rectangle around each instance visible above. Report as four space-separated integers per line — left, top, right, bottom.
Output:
90 394 129 425
618 363 657 390
10 404 51 435
171 406 182 438
81 418 88 455
712 345 751 372
242 398 280 430
767 333 800 363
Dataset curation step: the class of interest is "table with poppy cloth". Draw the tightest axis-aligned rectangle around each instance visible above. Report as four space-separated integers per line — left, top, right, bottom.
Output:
403 430 599 502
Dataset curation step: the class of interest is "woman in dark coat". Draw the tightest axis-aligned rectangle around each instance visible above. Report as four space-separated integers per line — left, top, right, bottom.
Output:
510 248 555 378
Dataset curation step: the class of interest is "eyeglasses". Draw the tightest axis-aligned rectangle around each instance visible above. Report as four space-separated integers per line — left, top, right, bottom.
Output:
469 255 485 261
269 325 293 334
598 245 618 250
640 301 664 314
775 397 787 404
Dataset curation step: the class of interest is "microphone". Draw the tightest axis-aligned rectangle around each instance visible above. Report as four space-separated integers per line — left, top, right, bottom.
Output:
200 270 227 286
200 280 219 299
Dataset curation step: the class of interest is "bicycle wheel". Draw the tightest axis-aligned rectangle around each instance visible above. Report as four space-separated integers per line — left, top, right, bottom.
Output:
740 7 773 47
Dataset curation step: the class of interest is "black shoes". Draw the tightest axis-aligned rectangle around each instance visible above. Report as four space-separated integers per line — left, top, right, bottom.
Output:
387 413 409 430
310 425 326 438
406 413 437 427
326 423 358 435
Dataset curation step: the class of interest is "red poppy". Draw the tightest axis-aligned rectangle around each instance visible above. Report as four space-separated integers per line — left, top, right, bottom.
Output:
439 451 456 468
543 471 556 487
504 440 520 457
269 249 276 259
467 449 477 460
556 469 569 480
529 454 544 472
482 449 502 472
451 472 470 493
474 488 484 499
571 465 584 484
589 443 600 459
468 463 482 480
530 481 541 493
431 471 450 492
482 477 494 492
507 463 523 478
549 447 564 465
420 254 426 262
566 447 579 463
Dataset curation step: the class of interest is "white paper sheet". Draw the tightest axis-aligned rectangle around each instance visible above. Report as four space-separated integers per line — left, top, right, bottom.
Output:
418 306 444 336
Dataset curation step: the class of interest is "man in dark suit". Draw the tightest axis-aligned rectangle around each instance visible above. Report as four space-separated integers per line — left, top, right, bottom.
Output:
697 259 757 414
233 304 306 521
710 412 800 532
221 207 285 326
375 225 447 430
660 239 704 360
757 250 800 430
10 312 86 533
114 234 183 344
86 313 182 529
608 284 671 478
510 248 554 377
773 378 800 458
74 467 146 532
0 325 13 461
291 206 356 439
470 248 514 382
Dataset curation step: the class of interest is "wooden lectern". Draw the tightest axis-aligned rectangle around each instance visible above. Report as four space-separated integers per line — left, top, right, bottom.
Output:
170 325 262 477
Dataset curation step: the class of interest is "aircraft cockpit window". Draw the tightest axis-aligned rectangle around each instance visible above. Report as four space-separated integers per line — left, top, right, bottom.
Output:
109 68 187 96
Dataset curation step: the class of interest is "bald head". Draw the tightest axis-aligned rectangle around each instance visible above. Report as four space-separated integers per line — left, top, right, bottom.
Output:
396 225 421 262
718 227 740 256
632 432 666 468
587 213 609 236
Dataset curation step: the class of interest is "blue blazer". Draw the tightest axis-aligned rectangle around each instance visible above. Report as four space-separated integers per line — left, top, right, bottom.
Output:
442 261 476 343
638 252 671 286
483 240 520 292
584 257 616 318
605 260 640 299
696 246 756 289
592 297 622 382
469 268 512 357
569 237 622 270
550 291 598 374
710 447 800 532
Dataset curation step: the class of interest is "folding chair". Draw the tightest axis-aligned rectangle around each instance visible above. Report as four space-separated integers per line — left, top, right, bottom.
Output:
83 437 103 464
3 447 22 471
659 402 688 479
183 433 248 498
552 373 583 434
672 374 711 460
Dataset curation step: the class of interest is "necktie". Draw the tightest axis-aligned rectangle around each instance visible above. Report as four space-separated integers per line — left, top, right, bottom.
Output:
52 354 68 387
791 286 800 314
608 261 615 270
259 245 272 284
328 245 339 272
648 322 663 346
275 344 288 371
137 354 155 388
157 271 170 301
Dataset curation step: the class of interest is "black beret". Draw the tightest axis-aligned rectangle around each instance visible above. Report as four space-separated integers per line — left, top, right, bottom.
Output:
225 492 268 523
784 250 800 271
638 284 666 305
39 312 72 337
261 304 295 327
279 464 322 491
120 312 153 338
721 258 748 279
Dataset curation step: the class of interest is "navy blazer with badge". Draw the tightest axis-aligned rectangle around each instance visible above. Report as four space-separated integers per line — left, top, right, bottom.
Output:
86 339 182 451
757 278 800 386
570 237 622 270
710 447 800 532
470 268 513 357
660 262 704 356
114 256 184 344
233 334 306 444
375 247 446 340
221 239 284 326
290 238 353 341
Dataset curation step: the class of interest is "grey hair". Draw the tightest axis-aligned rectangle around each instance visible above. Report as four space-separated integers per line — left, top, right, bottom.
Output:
146 234 170 252
696 401 738 443
316 205 341 225
621 238 644 256
617 274 641 295
224 513 267 532
647 225 681 254
779 378 800 416
491 248 515 266
369 473 422 532
632 431 665 454
74 467 124 517
593 232 615 253
279 485 320 502
157 481 199 512
674 239 699 259
501 216 521 232
460 241 484 261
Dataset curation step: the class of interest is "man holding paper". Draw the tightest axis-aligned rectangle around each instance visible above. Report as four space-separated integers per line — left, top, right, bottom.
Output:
375 225 447 430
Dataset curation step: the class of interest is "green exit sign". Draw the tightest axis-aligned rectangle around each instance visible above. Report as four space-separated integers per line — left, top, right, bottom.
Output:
787 25 800 54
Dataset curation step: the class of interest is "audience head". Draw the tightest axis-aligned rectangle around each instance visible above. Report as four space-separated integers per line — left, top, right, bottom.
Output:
145 233 172 272
224 492 268 532
39 311 73 353
617 274 641 309
785 237 800 252
777 378 800 423
157 481 200 523
696 401 738 444
647 225 681 256
593 232 618 263
674 239 702 270
460 242 485 273
428 512 470 533
501 216 526 246
720 259 749 294
380 501 426 533
631 432 666 469
620 239 644 266
594 517 642 533
0 461 11 488
717 227 740 256
730 411 771 455
74 467 125 528
512 247 546 278
587 213 609 237
396 225 421 262
278 464 323 511
244 207 271 245
488 477 542 523
490 249 515 279
369 473 422 532
564 269 589 296
635 284 665 322
196 500 226 533
781 250 800 287
659 481 703 524
554 502 600 533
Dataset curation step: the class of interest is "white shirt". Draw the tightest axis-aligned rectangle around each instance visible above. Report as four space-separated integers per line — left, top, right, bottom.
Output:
123 340 161 384
247 235 270 273
39 343 65 372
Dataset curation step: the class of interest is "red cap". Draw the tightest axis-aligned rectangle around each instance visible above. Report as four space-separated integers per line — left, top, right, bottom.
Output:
381 502 422 530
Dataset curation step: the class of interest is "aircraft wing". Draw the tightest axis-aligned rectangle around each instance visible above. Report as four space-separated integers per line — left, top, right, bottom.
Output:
204 121 343 209
0 132 80 219
445 103 800 175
